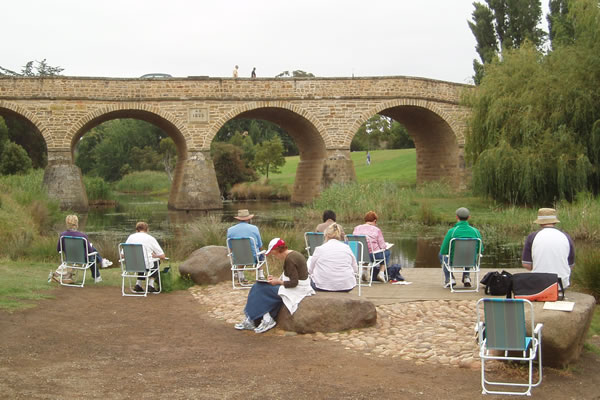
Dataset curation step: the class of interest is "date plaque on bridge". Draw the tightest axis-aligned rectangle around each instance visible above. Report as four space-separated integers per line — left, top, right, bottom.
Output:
189 108 209 123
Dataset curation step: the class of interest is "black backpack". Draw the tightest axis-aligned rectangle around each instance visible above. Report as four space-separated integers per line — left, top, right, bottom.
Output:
480 270 513 296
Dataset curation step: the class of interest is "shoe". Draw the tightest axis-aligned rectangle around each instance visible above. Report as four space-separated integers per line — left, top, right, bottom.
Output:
254 318 276 334
133 284 145 293
443 278 457 288
396 273 405 282
377 271 387 283
257 270 266 280
101 259 113 268
94 276 103 283
148 285 159 293
463 277 472 288
234 317 256 330
53 272 74 284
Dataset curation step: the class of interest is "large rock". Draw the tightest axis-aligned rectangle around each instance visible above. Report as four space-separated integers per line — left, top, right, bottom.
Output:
179 246 231 285
527 291 596 368
277 292 377 333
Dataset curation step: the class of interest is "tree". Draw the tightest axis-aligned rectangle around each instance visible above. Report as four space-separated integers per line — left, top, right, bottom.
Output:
252 137 285 179
465 0 600 204
547 0 575 48
351 115 413 151
468 0 546 84
0 142 33 175
159 138 177 182
0 59 64 77
275 70 315 78
211 142 258 195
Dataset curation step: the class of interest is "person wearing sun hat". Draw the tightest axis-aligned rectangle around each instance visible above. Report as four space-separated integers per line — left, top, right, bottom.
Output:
227 209 266 282
439 207 484 289
234 237 315 334
522 208 575 288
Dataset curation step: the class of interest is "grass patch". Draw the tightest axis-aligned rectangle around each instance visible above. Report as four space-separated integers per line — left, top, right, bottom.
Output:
267 149 417 186
230 180 291 200
0 260 56 311
84 176 114 202
114 171 171 194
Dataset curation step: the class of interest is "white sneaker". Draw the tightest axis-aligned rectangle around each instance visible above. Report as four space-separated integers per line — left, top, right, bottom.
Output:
463 276 472 288
254 318 276 334
443 277 456 288
94 276 103 283
234 317 256 330
257 270 266 280
101 259 113 268
377 270 387 283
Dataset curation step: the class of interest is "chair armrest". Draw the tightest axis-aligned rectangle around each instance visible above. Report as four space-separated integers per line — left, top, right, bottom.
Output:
534 323 543 335
257 249 266 256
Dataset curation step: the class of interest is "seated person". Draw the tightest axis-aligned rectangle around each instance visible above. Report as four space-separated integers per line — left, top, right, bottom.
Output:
54 214 112 284
315 209 337 233
352 211 390 282
439 207 483 288
227 209 266 282
234 237 315 333
125 221 166 293
308 223 357 292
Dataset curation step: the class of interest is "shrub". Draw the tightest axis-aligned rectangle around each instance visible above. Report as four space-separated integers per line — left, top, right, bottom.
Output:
84 176 113 201
0 142 33 175
114 170 170 194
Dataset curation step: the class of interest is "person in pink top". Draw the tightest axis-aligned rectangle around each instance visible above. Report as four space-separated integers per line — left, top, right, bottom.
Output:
352 211 390 282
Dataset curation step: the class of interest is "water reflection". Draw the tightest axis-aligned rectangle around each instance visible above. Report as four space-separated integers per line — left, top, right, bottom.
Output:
80 195 523 269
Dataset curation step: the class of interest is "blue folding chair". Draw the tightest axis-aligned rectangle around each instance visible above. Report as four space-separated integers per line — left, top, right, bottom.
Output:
346 234 387 285
304 232 325 258
348 240 364 296
476 298 543 396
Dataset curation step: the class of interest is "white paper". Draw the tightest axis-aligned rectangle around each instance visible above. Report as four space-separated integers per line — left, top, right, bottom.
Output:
392 281 412 285
543 301 575 312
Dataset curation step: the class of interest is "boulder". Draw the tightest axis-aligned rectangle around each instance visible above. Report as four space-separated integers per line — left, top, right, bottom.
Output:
528 291 596 368
179 245 231 285
277 292 377 334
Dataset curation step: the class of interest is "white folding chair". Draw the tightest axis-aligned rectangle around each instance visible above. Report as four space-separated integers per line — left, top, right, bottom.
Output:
119 243 161 297
442 238 482 293
476 298 543 396
57 235 98 288
227 237 269 289
346 234 387 285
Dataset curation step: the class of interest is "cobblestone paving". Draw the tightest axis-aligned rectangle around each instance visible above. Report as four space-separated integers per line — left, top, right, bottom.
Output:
189 283 481 369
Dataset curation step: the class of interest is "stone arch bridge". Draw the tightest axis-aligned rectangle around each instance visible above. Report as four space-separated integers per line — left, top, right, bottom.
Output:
0 76 471 210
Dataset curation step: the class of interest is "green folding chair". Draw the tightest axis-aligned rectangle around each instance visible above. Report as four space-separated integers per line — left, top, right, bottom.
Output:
57 236 98 288
476 298 543 396
442 238 482 293
226 237 269 289
119 243 161 297
304 232 325 257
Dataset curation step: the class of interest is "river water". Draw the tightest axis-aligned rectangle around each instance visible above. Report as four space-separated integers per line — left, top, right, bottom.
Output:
80 194 524 270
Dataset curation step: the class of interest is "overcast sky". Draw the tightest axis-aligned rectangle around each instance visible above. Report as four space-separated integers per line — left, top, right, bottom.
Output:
1 0 551 84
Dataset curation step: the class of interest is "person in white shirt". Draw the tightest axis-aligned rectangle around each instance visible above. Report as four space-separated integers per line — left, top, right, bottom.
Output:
308 223 358 292
522 208 575 288
125 221 166 293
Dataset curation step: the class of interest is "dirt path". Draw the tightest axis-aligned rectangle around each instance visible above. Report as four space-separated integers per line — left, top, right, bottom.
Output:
0 286 598 399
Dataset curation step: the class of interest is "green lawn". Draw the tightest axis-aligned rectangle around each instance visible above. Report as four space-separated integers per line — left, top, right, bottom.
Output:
268 149 416 185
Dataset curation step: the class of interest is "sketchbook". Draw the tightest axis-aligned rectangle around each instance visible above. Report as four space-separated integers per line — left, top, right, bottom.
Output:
543 301 575 312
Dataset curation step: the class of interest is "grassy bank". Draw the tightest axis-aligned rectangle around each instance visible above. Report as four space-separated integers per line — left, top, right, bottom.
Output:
113 171 171 195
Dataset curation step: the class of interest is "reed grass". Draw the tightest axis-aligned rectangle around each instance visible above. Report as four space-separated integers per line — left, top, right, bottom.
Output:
84 176 113 201
230 181 291 200
114 171 171 194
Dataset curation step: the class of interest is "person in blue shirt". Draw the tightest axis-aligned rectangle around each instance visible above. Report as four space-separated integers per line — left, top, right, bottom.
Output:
227 209 266 282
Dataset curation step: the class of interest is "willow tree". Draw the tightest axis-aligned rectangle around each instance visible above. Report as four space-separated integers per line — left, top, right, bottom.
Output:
465 0 600 205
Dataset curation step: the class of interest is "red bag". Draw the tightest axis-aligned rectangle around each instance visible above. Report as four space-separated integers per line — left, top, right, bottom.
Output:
509 272 564 302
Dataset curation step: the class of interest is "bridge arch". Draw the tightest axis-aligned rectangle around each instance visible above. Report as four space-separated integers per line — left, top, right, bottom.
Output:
349 99 465 187
208 102 330 204
0 100 49 144
69 104 191 209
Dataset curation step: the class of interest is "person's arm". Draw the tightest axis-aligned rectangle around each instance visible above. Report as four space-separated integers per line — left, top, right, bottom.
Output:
566 232 575 268
307 247 320 275
439 229 452 256
375 227 386 250
350 248 359 274
281 255 301 288
522 232 534 271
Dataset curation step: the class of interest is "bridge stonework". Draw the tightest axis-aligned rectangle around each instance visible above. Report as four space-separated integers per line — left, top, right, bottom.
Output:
0 76 471 210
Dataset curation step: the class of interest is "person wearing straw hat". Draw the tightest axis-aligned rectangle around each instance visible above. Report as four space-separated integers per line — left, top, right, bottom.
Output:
234 237 315 333
227 209 266 282
522 208 575 288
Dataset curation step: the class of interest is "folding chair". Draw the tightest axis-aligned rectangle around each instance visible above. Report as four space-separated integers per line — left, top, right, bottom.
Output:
57 235 98 287
476 298 543 396
346 234 387 286
119 243 161 297
227 237 269 289
348 240 364 296
304 232 325 258
442 238 482 293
